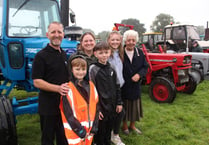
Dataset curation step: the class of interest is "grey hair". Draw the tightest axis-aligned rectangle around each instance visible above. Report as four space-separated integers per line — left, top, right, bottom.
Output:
123 30 139 44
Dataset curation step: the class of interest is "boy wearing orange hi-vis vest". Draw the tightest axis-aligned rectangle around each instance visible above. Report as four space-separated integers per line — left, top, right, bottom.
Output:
59 55 99 145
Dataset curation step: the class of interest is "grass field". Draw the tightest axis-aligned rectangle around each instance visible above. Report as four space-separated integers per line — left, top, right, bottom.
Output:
11 80 209 145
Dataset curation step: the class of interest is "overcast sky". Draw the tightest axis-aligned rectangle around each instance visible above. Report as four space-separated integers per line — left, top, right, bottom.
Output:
70 0 209 34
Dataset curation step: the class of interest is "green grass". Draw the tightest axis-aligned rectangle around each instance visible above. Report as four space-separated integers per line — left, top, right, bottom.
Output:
11 80 209 145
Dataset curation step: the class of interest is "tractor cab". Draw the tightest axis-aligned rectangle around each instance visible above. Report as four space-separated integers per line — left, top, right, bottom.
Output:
0 0 79 96
0 0 81 144
161 24 209 52
141 32 163 52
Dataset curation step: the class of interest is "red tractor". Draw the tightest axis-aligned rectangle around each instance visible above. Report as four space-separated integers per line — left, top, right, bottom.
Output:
142 44 197 103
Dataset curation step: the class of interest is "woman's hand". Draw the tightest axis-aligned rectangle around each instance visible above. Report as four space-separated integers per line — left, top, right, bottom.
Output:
131 74 140 82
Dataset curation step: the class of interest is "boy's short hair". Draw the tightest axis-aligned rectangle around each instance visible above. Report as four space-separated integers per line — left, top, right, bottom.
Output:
70 55 87 69
93 41 110 52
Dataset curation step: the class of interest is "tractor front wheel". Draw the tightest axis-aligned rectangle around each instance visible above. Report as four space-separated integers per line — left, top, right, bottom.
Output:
189 67 204 84
149 77 176 103
0 96 17 145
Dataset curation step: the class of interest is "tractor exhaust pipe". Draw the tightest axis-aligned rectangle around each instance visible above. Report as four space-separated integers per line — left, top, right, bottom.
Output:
60 0 69 28
204 21 209 41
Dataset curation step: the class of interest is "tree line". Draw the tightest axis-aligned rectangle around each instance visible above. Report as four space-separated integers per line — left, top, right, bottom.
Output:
81 13 205 42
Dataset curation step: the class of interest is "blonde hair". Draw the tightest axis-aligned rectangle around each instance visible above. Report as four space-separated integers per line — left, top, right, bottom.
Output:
107 31 124 62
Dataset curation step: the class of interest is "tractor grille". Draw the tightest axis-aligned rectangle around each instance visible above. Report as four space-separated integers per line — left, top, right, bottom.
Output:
183 56 192 64
178 69 189 83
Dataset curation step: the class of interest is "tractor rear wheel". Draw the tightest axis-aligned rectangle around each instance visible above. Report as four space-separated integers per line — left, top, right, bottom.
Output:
149 77 176 103
182 74 197 94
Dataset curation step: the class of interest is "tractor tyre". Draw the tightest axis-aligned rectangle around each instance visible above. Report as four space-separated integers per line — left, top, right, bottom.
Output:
149 77 176 103
0 96 17 145
0 98 8 145
189 67 204 84
182 74 197 94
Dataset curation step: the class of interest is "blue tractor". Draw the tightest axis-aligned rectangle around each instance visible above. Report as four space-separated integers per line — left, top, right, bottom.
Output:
0 0 81 144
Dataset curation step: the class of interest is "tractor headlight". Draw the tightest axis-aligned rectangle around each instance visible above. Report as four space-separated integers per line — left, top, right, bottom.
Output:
8 43 24 68
183 56 191 64
173 58 177 62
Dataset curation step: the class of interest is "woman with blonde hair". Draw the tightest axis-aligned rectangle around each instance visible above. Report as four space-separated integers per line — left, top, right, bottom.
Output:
107 31 125 145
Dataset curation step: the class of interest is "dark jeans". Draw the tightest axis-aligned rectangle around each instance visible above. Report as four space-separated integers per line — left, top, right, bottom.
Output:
113 109 125 134
94 116 114 145
40 114 68 145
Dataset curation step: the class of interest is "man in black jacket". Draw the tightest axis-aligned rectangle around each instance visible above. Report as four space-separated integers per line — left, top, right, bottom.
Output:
32 22 69 145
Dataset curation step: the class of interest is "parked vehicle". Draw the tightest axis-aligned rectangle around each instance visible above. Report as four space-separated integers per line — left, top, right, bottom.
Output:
142 44 197 103
0 0 81 144
157 24 209 52
156 24 209 78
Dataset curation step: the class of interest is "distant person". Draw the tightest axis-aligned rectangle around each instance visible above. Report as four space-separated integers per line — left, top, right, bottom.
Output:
59 55 99 145
121 30 148 135
76 43 81 50
107 31 125 145
89 41 123 145
148 37 154 50
32 21 69 145
191 40 202 52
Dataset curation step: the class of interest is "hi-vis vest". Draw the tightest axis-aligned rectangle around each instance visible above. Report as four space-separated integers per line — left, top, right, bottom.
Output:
60 81 98 145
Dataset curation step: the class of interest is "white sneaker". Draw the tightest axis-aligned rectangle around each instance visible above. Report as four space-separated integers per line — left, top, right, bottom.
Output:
111 133 125 145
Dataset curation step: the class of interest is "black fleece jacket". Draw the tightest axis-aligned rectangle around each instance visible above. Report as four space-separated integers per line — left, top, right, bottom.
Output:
89 61 123 119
